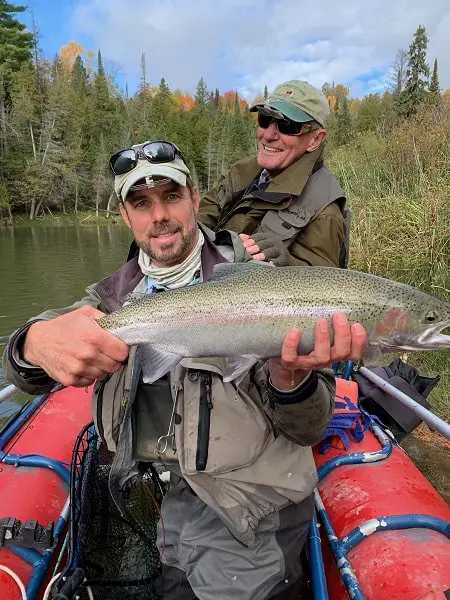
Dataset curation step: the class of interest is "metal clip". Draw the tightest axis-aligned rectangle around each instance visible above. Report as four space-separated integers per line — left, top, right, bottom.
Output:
157 399 177 455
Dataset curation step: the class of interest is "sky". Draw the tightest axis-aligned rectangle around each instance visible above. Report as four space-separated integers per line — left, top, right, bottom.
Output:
22 0 450 101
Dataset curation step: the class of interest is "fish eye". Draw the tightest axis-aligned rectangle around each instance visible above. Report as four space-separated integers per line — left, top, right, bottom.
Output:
424 310 438 323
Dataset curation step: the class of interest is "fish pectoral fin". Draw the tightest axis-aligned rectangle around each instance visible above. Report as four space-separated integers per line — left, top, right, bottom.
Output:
223 355 258 383
209 261 274 282
363 343 384 366
140 345 182 384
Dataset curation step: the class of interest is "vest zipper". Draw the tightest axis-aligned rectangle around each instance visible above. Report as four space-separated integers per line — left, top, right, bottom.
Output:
94 377 110 442
196 372 213 471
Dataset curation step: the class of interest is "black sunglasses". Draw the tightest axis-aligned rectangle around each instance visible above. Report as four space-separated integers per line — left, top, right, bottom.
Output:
109 141 186 176
257 112 306 136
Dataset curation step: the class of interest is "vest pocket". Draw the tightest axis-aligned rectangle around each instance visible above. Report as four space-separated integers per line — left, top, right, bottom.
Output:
179 368 272 475
195 372 212 471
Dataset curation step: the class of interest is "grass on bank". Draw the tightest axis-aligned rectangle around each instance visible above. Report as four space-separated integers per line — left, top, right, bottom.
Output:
328 104 450 419
4 210 123 228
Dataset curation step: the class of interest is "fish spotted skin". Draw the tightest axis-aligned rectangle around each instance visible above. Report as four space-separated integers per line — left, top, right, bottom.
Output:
97 263 450 379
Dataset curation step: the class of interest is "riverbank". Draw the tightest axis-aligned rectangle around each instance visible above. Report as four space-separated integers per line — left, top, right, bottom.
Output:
402 424 450 503
1 210 123 228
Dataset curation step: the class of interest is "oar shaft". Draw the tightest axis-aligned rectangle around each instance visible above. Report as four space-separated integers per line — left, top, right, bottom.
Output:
0 384 18 404
358 366 450 440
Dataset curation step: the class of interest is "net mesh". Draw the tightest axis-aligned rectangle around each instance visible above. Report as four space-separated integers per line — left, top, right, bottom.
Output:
58 423 162 600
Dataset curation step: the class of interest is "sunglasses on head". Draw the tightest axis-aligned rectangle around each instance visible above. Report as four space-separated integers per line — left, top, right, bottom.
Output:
109 140 186 176
257 111 309 136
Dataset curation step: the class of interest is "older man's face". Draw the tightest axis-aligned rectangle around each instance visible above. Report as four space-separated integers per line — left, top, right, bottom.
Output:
256 121 318 173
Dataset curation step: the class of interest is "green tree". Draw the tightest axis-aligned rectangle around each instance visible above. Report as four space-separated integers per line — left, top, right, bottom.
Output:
0 0 34 162
0 1 34 77
355 94 383 133
428 58 441 104
403 25 430 117
335 97 353 146
213 88 220 110
195 77 208 113
71 54 88 95
264 85 268 100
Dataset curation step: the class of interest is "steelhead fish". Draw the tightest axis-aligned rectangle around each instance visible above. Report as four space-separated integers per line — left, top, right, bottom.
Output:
97 263 450 383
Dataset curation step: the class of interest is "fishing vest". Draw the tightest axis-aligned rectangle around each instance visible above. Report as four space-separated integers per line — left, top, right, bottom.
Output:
215 153 350 269
258 163 351 268
91 350 318 546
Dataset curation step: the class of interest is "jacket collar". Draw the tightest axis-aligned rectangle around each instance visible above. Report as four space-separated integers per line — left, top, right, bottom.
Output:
230 146 324 198
266 146 323 195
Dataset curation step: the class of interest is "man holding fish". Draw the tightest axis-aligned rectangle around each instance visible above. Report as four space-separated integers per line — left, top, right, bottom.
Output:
4 140 449 600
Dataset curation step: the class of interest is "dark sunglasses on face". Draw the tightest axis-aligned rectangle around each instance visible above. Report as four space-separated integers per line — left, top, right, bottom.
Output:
109 140 186 176
257 112 307 136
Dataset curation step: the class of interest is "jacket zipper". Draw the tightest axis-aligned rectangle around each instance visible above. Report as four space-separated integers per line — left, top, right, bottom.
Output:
94 376 110 443
195 372 213 471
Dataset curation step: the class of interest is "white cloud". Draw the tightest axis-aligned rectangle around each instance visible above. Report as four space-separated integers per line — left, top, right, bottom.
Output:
72 0 450 99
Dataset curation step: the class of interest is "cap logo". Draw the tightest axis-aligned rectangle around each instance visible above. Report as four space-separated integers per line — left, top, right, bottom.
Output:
285 90 294 96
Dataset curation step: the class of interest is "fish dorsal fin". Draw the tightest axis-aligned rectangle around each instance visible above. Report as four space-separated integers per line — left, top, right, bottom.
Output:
209 261 274 282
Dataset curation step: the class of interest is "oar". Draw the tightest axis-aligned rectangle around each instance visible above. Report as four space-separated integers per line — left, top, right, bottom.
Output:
358 366 450 440
0 384 18 404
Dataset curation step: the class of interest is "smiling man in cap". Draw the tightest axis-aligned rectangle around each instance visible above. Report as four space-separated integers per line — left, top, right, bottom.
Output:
199 80 350 269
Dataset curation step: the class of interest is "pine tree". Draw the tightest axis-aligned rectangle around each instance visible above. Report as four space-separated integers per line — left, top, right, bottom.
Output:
195 77 208 113
0 0 34 161
92 51 111 131
71 55 88 95
158 77 170 95
0 1 34 77
213 88 220 110
428 58 441 103
403 25 430 117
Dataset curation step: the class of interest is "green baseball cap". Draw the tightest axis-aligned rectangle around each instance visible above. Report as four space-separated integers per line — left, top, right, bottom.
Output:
114 155 191 202
250 80 330 127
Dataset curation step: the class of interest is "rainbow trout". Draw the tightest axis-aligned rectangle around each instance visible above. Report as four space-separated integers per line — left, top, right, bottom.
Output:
97 263 450 382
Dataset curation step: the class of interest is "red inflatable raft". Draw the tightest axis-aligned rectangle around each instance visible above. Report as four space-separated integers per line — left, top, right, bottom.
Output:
312 378 450 600
0 379 449 600
0 386 92 600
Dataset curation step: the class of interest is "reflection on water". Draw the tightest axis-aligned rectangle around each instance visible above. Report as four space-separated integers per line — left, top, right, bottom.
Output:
0 399 22 420
0 224 132 403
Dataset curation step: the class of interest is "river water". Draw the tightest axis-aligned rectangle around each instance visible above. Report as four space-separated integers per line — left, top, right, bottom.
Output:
0 223 448 503
0 224 132 419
